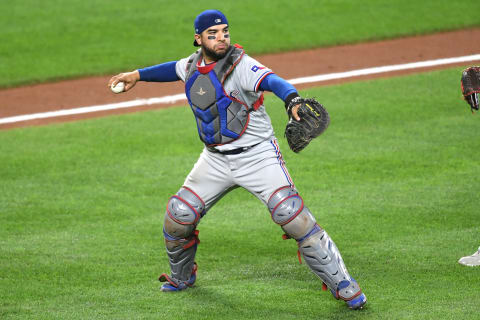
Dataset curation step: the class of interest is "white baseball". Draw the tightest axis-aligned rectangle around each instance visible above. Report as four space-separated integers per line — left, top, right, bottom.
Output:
111 81 125 94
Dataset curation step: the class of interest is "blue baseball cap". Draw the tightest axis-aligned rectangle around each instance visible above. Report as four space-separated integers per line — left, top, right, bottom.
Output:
193 10 229 46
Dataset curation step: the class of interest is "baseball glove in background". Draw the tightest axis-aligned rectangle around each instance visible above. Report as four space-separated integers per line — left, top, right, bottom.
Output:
285 98 330 153
461 66 480 112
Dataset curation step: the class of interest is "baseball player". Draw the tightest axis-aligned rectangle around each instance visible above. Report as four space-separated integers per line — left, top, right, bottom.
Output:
108 9 367 310
458 67 480 267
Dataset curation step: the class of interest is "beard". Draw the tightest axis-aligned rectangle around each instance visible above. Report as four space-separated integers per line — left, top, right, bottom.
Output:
201 43 229 61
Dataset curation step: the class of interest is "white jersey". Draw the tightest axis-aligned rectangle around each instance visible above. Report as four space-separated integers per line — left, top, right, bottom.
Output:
176 53 275 151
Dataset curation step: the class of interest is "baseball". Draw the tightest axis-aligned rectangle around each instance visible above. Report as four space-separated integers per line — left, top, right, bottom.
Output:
111 81 125 94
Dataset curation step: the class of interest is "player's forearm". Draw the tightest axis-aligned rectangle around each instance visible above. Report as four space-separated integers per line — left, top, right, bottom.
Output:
259 73 299 103
138 61 180 82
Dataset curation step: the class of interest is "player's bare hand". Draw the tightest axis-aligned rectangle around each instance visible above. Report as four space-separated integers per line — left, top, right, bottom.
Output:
108 70 140 92
291 104 301 121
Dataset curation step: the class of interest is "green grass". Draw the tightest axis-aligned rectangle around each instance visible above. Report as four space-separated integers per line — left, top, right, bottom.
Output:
1 0 479 88
1 67 479 319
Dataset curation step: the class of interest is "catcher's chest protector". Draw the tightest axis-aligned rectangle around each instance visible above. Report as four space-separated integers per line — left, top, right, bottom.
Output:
185 46 249 146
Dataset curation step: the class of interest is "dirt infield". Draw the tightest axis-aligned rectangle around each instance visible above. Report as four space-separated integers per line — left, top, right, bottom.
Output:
1 28 479 130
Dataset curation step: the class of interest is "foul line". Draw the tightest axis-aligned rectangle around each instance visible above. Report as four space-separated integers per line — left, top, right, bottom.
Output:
1 54 479 125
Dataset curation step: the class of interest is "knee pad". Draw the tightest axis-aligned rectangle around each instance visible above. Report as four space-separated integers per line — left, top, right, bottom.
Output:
268 186 317 240
164 187 205 240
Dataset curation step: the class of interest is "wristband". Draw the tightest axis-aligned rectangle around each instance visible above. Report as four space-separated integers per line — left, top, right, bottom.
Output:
284 93 301 115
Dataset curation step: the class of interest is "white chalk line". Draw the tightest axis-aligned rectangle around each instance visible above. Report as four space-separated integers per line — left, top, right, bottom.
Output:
1 54 479 125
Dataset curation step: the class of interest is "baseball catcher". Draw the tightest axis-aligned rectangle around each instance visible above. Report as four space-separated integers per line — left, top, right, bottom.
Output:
108 9 367 310
285 97 330 153
461 66 480 113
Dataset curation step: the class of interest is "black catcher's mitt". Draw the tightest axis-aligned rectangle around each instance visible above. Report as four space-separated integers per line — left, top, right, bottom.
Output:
461 66 480 112
285 98 330 153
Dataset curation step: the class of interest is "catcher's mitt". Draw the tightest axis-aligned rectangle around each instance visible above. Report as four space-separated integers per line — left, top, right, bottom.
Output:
284 98 330 153
461 66 480 112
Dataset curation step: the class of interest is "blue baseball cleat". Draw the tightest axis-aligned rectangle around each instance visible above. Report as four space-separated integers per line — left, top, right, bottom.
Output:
346 292 367 310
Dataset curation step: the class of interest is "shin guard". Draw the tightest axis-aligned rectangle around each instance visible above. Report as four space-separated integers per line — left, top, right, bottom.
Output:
159 230 200 291
299 227 366 308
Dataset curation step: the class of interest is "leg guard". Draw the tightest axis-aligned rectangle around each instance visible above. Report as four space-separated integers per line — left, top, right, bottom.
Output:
299 228 366 308
159 187 205 291
268 186 366 309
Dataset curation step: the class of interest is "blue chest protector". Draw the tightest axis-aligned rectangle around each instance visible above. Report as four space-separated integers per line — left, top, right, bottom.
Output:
185 46 250 146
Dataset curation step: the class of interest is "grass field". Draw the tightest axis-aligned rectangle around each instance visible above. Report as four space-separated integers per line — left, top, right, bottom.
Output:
1 0 480 87
1 67 479 319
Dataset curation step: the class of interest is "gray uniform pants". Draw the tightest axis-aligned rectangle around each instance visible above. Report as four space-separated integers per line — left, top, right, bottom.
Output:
183 138 294 211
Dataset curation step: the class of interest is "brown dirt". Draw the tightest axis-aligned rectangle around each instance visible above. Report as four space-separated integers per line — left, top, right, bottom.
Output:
1 28 479 130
